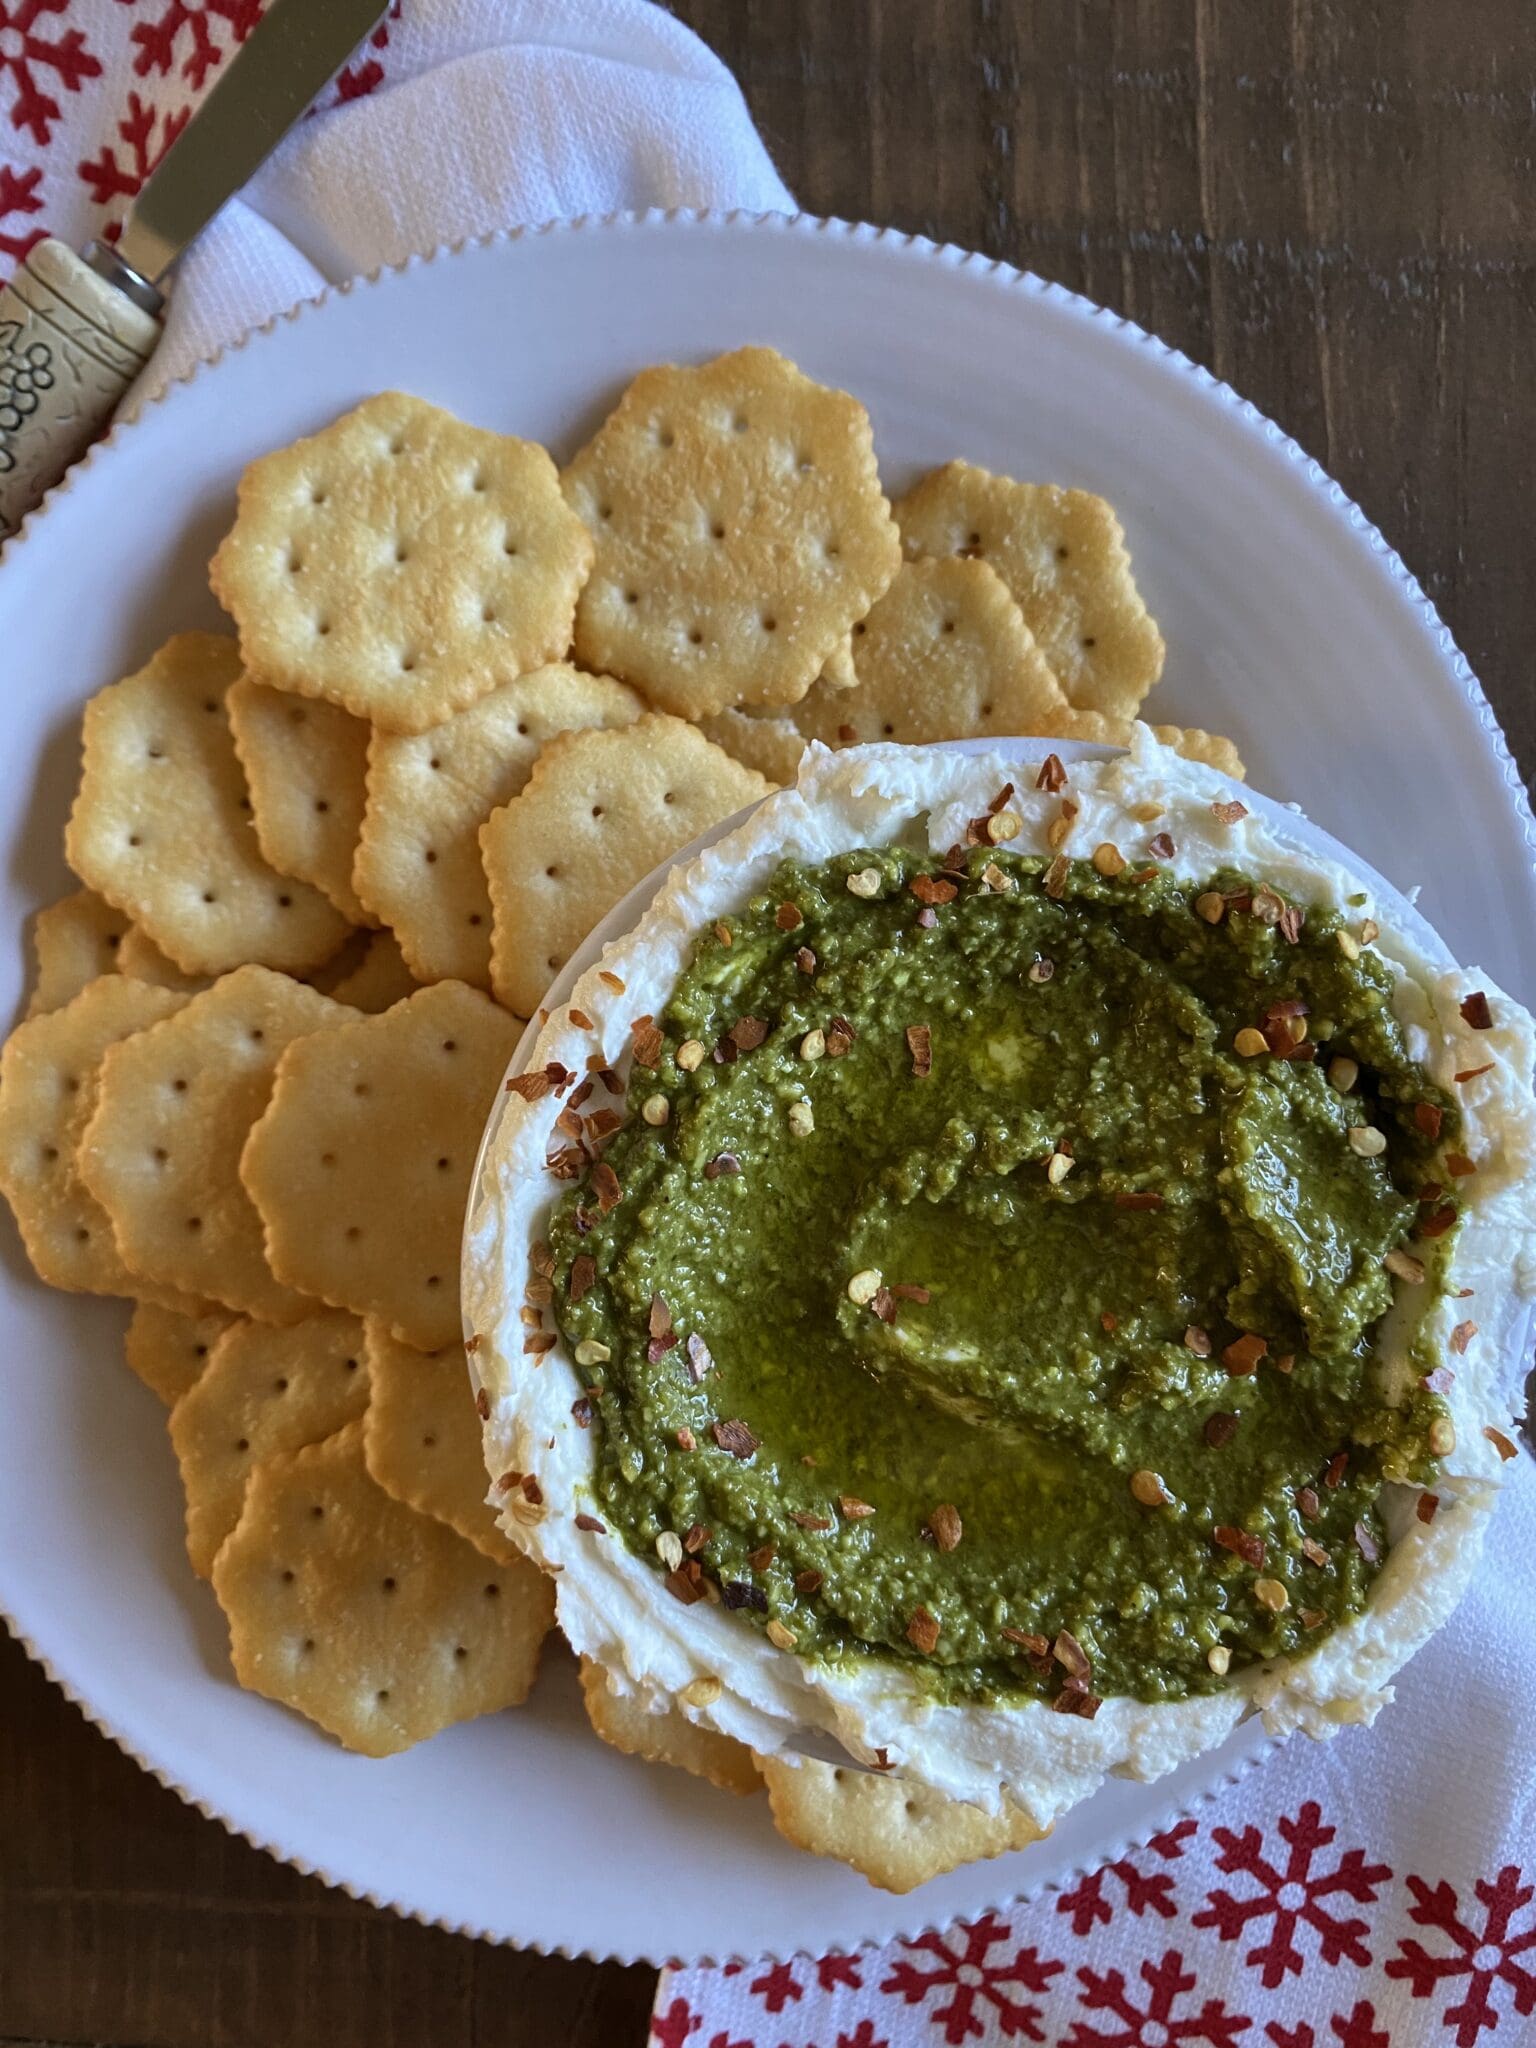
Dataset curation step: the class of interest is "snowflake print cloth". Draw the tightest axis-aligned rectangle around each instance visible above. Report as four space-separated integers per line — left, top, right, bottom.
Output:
0 0 791 404
658 1459 1536 2045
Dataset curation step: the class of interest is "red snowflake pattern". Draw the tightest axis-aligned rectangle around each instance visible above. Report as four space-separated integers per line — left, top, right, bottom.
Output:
648 2000 750 2048
1265 2002 1389 2048
117 0 264 90
0 0 101 147
818 1953 863 1993
77 88 188 228
1192 1802 1391 1989
1059 1819 1199 1937
748 1959 801 2013
325 1 397 108
836 2026 888 2048
1385 1865 1536 2046
0 158 44 267
1067 1948 1252 2047
881 1915 1063 2044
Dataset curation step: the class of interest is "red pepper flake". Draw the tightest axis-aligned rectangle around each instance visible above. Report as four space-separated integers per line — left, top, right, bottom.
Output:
890 1282 931 1304
747 1543 776 1572
1222 1333 1268 1377
568 1007 593 1031
1419 1182 1444 1204
648 1295 672 1340
1213 1525 1267 1568
506 1069 552 1101
795 1569 824 1595
553 1104 584 1142
906 1606 941 1653
474 1385 490 1420
546 1062 576 1093
665 1565 707 1605
1301 1535 1330 1567
1296 1485 1320 1520
495 1470 521 1494
989 781 1017 814
1184 1326 1213 1358
1417 1493 1440 1524
926 1503 963 1552
598 1066 624 1096
568 1254 597 1305
1422 1366 1456 1395
1127 865 1161 886
1115 1190 1165 1212
1417 1203 1457 1239
1052 1630 1093 1683
598 970 625 994
586 1160 621 1213
585 1108 623 1142
1037 754 1068 793
1147 831 1176 860
676 1426 697 1451
910 874 958 907
715 922 733 946
838 1494 877 1519
916 905 938 929
680 1333 712 1383
1455 1063 1494 1083
1043 854 1069 900
905 1023 933 1078
825 1017 858 1057
796 946 817 975
1278 904 1305 945
1224 888 1253 914
574 1512 607 1533
1211 799 1249 825
1353 1520 1380 1564
1204 1412 1239 1449
630 1016 664 1067
1485 1426 1520 1463
1001 1626 1051 1656
568 1079 594 1112
520 1474 543 1505
1413 1101 1444 1140
1052 1684 1102 1720
703 1152 742 1180
1323 1451 1349 1489
683 1523 710 1553
1450 1320 1478 1355
523 1333 557 1355
730 1015 768 1052
711 1418 760 1460
790 1510 833 1531
1446 1153 1478 1178
571 1395 593 1428
775 902 804 931
1272 1353 1295 1375
1301 1608 1326 1630
1101 1311 1119 1333
1460 991 1494 1031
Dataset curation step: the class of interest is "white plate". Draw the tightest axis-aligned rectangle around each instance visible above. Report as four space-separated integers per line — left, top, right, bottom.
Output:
0 212 1531 1966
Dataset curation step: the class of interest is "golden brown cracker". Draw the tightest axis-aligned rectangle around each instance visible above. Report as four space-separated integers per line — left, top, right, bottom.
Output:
792 556 1072 748
212 1418 554 1754
26 889 128 1018
328 928 421 1013
362 1320 516 1563
240 980 519 1351
579 1659 761 1797
117 925 214 993
481 714 769 1017
210 393 593 736
125 1301 238 1406
697 708 805 787
757 1753 1046 1893
354 663 641 989
897 460 1164 717
0 974 201 1302
563 347 901 718
64 633 350 976
171 1311 369 1576
81 966 350 1322
227 677 373 925
818 632 859 691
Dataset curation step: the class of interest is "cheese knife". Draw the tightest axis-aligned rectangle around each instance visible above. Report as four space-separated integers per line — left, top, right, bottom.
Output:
0 0 392 541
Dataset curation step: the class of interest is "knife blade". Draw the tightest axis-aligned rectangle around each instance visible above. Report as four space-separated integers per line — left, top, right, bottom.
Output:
0 0 392 540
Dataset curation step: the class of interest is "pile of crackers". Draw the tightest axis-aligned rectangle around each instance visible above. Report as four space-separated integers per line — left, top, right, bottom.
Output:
0 347 1237 1874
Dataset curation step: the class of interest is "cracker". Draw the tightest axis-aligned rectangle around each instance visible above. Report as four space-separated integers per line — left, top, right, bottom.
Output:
354 663 641 989
117 925 214 993
171 1311 369 1576
210 393 593 737
227 677 373 925
482 715 769 1017
25 889 128 1017
697 708 805 788
757 1753 1046 1893
792 556 1073 748
896 460 1164 717
1152 723 1247 780
240 980 519 1351
578 1659 761 1798
328 929 421 1013
124 1301 238 1406
819 631 859 691
212 1419 554 1754
0 974 204 1303
563 346 901 718
81 966 350 1322
362 1319 517 1563
65 632 350 976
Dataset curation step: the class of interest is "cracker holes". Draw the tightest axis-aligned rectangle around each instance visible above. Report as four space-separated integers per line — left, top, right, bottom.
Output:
591 805 603 819
482 605 498 625
151 1146 168 1163
171 1077 188 1094
311 485 329 506
376 1688 391 1705
309 1503 324 1520
424 848 438 865
400 653 417 674
315 619 333 638
429 757 442 771
425 1274 442 1290
761 616 777 634
315 798 330 814
435 1156 450 1172
394 542 410 565
1082 635 1097 650
276 894 293 910
320 1151 336 1167
796 453 814 473
941 618 956 635
967 529 982 549
353 1080 370 1097
382 1576 397 1594
663 790 675 806
422 1432 437 1449
74 1225 89 1243
1057 544 1070 560
470 469 487 494
624 590 639 607
203 699 219 715
516 723 529 737
467 912 483 928
40 1144 57 1164
344 1356 359 1373
202 890 217 905
273 1377 289 1393
882 723 895 737
301 1636 315 1653
288 551 305 575
454 1645 468 1662
852 620 867 638
387 434 406 456
234 1435 249 1453
655 423 675 450
598 503 613 522
484 1582 500 1598
711 521 726 541
186 1215 202 1233
249 1028 264 1045
281 1568 295 1583
502 537 520 558
146 745 163 761
441 1039 457 1054
127 834 143 848
981 702 994 718
345 1225 361 1242
687 628 704 648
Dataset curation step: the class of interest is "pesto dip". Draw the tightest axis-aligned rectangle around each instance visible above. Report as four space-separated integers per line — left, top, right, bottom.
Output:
547 845 1459 1711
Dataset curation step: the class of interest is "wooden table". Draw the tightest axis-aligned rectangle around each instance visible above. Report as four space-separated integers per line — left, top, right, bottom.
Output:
3 4 1531 2043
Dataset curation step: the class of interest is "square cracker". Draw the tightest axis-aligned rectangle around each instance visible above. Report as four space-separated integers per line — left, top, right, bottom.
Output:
791 556 1074 748
210 393 594 737
227 678 373 926
362 1319 517 1564
579 1659 761 1798
0 974 207 1304
125 1301 238 1406
212 1419 555 1755
65 632 350 977
80 965 351 1322
896 461 1164 719
354 663 640 989
240 980 520 1351
481 714 769 1018
26 889 128 1018
757 1753 1046 1893
562 346 901 719
170 1310 369 1575
328 929 421 1013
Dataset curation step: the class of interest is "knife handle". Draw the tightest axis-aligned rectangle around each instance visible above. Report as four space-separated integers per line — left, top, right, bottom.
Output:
0 238 161 543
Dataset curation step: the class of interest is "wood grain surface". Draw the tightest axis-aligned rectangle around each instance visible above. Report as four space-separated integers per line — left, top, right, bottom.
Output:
3 4 1531 2044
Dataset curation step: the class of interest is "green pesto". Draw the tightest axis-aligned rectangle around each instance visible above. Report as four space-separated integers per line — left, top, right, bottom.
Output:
549 848 1458 1706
